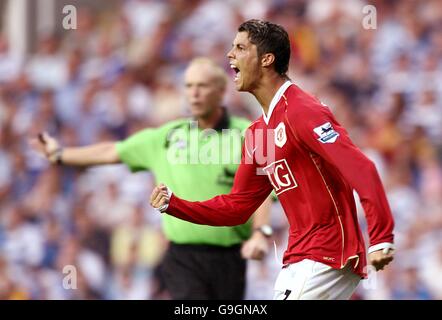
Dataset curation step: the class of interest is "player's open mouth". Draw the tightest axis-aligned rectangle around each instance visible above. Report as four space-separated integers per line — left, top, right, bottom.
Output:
230 64 240 82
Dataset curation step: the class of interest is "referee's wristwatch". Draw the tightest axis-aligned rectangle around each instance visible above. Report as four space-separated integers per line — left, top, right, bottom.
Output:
254 225 273 238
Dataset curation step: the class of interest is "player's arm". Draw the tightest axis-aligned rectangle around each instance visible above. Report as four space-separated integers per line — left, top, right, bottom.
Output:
150 146 274 227
291 100 394 270
30 132 120 166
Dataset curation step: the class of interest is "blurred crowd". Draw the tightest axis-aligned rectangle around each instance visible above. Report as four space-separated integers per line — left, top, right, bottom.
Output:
0 0 441 300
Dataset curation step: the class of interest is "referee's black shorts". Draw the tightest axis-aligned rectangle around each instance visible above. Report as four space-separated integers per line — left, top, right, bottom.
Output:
159 242 246 300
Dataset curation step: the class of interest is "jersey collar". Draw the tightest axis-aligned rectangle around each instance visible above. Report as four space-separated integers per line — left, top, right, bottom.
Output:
191 107 230 132
262 80 292 125
212 107 230 132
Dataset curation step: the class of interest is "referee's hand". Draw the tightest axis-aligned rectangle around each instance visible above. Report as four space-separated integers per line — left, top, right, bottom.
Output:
150 183 170 211
241 231 269 260
30 132 61 163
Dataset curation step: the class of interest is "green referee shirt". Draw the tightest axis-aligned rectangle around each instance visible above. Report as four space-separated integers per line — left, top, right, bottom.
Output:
116 109 252 246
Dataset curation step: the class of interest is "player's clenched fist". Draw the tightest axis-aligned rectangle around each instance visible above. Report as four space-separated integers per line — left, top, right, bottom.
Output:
369 248 394 271
150 184 170 212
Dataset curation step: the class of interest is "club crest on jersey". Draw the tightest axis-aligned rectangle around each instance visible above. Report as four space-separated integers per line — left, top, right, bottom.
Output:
313 122 339 144
274 122 287 148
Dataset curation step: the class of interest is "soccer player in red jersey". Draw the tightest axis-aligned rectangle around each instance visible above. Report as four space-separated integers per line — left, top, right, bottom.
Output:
150 19 395 299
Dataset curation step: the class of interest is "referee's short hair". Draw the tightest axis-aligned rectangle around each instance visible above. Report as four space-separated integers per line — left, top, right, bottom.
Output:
187 57 228 90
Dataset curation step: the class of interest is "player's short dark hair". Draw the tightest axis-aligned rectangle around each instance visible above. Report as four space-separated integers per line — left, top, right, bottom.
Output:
238 19 290 75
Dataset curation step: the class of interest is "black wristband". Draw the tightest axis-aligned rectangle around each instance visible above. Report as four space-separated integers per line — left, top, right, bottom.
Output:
53 147 63 165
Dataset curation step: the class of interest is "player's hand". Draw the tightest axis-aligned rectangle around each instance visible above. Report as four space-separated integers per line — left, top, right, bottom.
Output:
241 230 269 260
29 132 61 163
150 183 170 211
368 248 394 271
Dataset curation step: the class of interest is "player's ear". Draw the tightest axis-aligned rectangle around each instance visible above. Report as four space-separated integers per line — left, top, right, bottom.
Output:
261 53 275 69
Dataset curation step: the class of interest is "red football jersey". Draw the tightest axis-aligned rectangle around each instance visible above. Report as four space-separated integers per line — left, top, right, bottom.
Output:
166 81 395 277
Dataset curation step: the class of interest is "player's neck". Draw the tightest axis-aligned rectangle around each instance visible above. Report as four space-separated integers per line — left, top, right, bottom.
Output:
252 74 288 117
197 107 223 130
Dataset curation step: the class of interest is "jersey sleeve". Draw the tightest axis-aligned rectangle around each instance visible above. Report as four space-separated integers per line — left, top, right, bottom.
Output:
289 100 394 247
165 142 274 227
116 128 159 172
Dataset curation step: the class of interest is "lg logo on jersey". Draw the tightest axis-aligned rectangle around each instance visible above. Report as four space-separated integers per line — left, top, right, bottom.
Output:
263 159 298 195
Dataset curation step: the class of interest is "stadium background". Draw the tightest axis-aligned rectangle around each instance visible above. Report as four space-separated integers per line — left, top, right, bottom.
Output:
0 0 441 299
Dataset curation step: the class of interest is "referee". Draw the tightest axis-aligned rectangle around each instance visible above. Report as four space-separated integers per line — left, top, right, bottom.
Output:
31 57 272 300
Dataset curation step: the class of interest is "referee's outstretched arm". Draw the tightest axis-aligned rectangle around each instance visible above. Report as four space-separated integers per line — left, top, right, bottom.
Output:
30 131 120 166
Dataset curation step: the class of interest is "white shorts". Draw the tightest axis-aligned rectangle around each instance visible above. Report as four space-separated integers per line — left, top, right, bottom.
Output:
273 259 361 300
